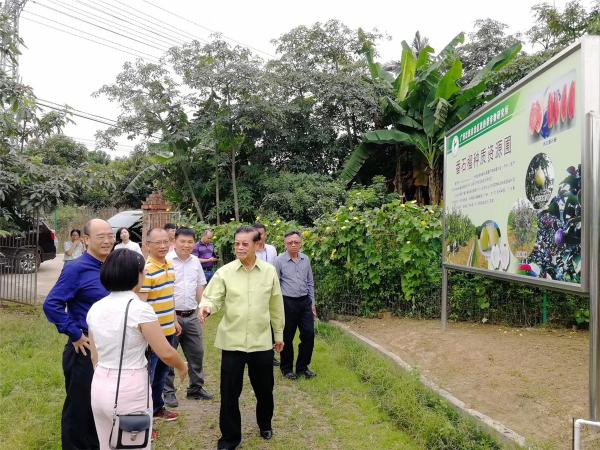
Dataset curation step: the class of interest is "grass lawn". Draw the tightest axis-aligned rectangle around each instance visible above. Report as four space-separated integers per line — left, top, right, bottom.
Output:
0 304 502 449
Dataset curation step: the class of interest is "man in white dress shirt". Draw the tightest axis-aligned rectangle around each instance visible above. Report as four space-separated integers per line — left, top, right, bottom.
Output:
253 223 277 265
164 228 213 407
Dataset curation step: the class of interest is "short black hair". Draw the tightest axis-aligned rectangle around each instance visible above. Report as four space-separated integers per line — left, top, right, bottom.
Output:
70 229 81 237
234 226 260 242
284 230 301 239
100 249 145 292
253 222 266 232
164 223 177 230
175 227 195 240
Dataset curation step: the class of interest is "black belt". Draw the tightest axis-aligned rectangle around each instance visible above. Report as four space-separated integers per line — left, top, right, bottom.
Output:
283 295 309 301
175 309 197 317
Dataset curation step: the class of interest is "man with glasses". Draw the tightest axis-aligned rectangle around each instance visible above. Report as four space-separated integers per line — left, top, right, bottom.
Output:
138 227 181 421
44 219 115 449
192 229 219 283
274 231 317 380
199 226 284 450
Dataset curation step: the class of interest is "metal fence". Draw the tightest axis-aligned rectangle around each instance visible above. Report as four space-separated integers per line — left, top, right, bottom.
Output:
0 215 39 305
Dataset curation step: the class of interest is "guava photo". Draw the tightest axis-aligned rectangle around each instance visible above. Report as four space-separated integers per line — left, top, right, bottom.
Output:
507 199 539 259
527 71 576 142
525 153 554 209
476 220 501 257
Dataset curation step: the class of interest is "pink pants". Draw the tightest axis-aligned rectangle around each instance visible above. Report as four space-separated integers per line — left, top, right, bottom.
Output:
91 366 153 450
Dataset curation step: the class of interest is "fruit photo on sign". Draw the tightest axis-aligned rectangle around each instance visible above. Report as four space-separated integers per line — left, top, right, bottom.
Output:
527 71 576 142
507 199 539 259
475 220 501 270
525 153 554 209
529 165 582 283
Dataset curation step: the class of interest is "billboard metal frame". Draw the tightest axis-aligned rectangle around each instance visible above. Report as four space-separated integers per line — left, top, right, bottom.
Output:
441 36 600 419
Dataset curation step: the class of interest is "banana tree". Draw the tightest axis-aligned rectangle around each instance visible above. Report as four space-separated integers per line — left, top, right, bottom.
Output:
340 31 521 204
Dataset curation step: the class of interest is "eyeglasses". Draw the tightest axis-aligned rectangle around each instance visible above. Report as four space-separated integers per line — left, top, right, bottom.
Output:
91 234 115 242
148 240 170 246
286 241 301 246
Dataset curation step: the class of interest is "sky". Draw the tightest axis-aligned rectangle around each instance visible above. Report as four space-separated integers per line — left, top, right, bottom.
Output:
16 0 584 158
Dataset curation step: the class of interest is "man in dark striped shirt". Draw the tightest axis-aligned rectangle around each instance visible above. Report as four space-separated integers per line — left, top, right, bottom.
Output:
274 231 317 380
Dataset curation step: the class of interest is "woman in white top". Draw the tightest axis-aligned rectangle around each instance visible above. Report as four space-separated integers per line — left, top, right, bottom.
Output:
87 249 187 449
63 229 85 265
114 227 143 255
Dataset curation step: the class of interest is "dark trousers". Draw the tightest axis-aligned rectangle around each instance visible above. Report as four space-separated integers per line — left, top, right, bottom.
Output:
61 340 99 450
280 295 314 374
149 334 176 414
164 314 205 397
204 269 214 283
218 350 274 449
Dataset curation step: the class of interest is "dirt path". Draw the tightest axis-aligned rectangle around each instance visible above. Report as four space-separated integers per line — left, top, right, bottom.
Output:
344 316 592 449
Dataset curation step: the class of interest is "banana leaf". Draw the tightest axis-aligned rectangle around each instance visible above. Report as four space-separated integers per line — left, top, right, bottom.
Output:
394 41 416 103
125 164 162 193
435 59 462 100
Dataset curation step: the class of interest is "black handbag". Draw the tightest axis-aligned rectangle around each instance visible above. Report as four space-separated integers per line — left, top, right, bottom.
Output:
109 299 151 449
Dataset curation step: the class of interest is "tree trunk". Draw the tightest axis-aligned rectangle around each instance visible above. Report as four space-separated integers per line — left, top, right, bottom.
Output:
344 107 353 150
428 167 442 205
231 147 239 222
215 160 221 226
393 146 404 201
181 165 204 222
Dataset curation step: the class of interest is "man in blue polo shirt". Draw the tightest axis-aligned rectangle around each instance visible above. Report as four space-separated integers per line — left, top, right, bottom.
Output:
43 218 114 450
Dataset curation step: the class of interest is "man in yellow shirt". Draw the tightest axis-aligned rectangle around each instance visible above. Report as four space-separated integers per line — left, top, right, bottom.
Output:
200 226 284 450
139 227 181 422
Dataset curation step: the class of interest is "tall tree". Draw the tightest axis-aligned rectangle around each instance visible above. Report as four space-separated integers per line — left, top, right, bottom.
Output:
527 0 599 51
94 59 208 220
457 19 522 85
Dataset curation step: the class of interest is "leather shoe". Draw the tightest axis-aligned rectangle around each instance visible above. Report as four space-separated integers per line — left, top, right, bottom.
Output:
297 369 317 379
282 371 297 380
260 430 273 440
164 394 178 408
187 387 214 400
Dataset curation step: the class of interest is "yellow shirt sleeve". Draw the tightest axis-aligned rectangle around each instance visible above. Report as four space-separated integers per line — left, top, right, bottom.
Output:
269 272 285 342
199 270 225 314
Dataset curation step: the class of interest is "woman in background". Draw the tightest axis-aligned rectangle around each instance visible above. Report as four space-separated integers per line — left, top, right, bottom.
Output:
114 227 143 255
87 249 187 448
63 229 85 266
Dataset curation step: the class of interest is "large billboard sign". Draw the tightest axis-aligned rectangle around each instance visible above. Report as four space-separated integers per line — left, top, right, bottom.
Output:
443 37 599 294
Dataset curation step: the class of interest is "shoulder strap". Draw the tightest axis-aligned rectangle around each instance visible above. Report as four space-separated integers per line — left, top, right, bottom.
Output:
113 298 134 411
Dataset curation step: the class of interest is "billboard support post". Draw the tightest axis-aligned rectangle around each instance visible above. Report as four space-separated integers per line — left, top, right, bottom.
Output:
587 112 600 420
441 266 448 330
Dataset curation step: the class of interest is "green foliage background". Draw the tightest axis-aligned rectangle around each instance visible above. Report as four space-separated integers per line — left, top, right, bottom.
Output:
180 185 588 327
